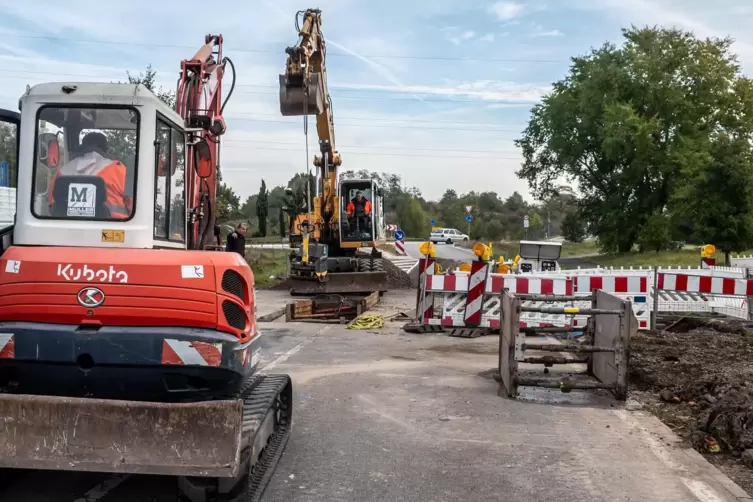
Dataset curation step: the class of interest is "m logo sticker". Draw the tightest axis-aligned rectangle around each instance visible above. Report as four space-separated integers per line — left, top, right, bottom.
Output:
67 183 97 217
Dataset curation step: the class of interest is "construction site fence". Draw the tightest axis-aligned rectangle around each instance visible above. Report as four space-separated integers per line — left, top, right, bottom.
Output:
416 260 753 332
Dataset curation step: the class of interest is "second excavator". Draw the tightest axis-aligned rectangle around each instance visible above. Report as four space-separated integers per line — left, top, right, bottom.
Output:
279 9 389 295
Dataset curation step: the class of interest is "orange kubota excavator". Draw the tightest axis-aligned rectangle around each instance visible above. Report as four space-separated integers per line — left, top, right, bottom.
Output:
0 36 291 502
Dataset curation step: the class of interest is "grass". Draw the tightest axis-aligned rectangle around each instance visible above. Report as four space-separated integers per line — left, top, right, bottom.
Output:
246 248 289 288
455 240 599 261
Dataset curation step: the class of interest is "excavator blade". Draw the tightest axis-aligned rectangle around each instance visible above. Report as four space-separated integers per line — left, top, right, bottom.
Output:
279 72 325 116
290 271 389 295
0 394 244 477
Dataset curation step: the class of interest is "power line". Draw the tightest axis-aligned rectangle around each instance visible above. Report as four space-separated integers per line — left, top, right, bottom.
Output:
13 34 565 63
222 139 519 154
0 71 540 105
219 144 519 161
226 117 521 133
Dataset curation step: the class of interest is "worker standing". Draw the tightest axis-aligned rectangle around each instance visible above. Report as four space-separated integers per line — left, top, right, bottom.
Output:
346 190 372 238
225 222 247 256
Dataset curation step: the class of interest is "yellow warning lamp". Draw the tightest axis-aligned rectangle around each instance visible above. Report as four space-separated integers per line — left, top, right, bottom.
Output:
496 256 510 274
701 244 716 258
458 262 472 272
418 241 436 257
473 242 492 261
512 255 521 269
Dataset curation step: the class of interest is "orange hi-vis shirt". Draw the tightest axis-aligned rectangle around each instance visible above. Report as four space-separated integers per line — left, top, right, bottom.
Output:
346 198 372 216
48 152 132 218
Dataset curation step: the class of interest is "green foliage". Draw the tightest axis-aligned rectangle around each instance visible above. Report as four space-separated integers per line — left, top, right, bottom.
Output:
672 133 753 261
278 207 286 237
529 213 543 229
397 197 429 237
0 121 17 187
561 211 587 243
256 179 268 237
515 26 753 254
637 211 671 253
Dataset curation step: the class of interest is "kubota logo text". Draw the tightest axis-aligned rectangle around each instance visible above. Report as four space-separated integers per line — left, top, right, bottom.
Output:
57 264 128 283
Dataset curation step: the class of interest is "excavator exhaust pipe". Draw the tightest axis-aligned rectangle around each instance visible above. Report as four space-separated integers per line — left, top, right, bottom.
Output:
279 72 325 116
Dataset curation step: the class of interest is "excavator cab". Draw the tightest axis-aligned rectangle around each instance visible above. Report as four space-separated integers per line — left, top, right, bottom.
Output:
340 178 383 245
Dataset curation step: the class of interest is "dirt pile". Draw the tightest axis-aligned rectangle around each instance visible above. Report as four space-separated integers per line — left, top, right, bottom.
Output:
629 322 753 490
383 258 413 289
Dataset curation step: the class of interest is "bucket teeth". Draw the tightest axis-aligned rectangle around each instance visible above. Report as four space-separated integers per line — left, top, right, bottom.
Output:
279 73 325 116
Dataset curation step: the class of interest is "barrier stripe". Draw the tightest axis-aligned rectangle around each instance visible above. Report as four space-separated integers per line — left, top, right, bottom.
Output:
418 258 436 322
464 261 488 326
658 273 753 296
161 339 222 367
574 275 648 294
426 275 571 295
0 334 13 359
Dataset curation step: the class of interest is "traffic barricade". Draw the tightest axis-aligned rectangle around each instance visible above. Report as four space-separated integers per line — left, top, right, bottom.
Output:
420 269 574 330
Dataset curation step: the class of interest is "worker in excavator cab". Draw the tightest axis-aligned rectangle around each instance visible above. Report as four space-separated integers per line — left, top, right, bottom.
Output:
47 132 132 219
346 190 372 238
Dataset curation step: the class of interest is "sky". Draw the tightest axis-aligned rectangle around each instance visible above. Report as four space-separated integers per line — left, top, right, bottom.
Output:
1 1 753 202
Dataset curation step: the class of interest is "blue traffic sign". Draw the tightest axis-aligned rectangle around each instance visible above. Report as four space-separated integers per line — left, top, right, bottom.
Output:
0 162 8 187
465 214 473 223
394 229 405 241
430 219 436 226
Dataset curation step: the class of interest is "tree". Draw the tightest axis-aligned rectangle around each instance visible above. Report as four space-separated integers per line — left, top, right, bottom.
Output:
672 133 753 263
528 213 543 237
561 211 587 243
256 180 269 237
278 207 286 238
396 197 429 238
515 26 753 252
636 211 671 253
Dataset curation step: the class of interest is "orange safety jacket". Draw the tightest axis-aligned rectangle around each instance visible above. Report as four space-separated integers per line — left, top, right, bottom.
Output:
48 155 132 218
346 197 372 216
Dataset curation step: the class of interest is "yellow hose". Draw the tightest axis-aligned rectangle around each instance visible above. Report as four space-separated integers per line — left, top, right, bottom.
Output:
347 314 385 329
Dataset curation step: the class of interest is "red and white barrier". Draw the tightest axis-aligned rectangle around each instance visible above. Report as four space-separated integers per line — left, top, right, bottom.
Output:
395 239 406 255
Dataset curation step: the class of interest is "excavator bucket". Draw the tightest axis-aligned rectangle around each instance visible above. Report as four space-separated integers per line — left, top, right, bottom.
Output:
290 271 389 295
279 72 325 116
0 394 244 477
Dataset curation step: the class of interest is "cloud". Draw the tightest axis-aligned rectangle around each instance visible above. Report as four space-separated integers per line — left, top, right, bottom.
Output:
489 2 526 21
479 33 496 42
531 29 564 37
331 80 548 102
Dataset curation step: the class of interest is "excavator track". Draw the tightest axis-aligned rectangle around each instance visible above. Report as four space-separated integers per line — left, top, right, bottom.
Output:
178 373 293 502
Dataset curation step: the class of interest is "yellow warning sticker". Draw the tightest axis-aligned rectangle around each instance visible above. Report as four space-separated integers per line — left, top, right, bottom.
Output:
563 307 580 314
101 230 125 243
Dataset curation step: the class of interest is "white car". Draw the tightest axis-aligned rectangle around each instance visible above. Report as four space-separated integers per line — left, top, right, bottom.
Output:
430 228 469 244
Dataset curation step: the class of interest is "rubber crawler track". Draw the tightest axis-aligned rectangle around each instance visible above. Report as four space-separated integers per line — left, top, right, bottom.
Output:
179 373 293 502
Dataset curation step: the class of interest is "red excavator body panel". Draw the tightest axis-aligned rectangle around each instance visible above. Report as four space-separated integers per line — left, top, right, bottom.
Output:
0 246 256 343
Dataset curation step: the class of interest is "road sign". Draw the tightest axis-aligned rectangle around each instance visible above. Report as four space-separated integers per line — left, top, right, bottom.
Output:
465 205 473 213
523 215 529 229
466 214 473 223
430 218 436 226
394 229 405 241
0 162 8 187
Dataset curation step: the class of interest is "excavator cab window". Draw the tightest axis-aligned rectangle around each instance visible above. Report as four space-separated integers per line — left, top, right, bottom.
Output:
340 180 376 243
0 110 19 234
30 106 139 221
153 118 186 243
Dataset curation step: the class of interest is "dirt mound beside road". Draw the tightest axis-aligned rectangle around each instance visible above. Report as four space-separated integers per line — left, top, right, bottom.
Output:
629 323 753 494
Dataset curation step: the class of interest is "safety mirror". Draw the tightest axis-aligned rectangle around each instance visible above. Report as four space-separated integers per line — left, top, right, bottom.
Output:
46 140 59 168
38 133 60 168
194 138 213 179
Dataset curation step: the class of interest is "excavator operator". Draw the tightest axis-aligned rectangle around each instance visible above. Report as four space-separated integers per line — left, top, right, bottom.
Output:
346 190 372 238
48 132 132 219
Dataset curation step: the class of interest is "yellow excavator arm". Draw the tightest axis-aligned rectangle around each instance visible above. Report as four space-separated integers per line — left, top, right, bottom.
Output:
279 8 341 236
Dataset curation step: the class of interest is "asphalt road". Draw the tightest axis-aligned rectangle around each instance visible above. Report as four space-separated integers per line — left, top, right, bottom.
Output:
403 240 475 261
1 290 749 501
